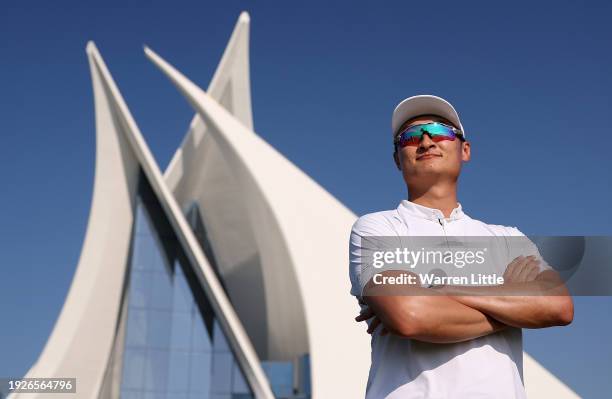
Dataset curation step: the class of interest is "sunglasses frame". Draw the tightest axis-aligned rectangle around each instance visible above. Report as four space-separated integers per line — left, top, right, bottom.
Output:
394 122 465 149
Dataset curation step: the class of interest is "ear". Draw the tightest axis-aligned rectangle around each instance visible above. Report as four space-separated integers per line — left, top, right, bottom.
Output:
393 150 401 170
461 140 471 162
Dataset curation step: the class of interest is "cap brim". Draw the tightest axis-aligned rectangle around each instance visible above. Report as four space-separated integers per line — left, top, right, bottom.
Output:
392 95 465 139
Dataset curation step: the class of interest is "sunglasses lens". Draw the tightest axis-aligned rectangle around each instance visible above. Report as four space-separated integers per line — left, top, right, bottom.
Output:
396 123 458 147
399 136 421 146
431 135 455 143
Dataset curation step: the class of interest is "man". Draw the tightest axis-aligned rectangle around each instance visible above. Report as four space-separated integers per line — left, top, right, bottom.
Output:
349 95 573 398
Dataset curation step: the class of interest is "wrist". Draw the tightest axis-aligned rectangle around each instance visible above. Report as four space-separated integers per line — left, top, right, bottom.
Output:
488 316 508 332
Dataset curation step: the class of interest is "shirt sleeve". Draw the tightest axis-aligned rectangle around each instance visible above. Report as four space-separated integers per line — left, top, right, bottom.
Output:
504 226 553 274
349 214 400 298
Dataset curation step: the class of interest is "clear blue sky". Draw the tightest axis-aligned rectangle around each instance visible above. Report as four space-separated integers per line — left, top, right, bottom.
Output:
1 1 610 397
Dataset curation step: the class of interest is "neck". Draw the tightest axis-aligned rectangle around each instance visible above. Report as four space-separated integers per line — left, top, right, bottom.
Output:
407 183 458 219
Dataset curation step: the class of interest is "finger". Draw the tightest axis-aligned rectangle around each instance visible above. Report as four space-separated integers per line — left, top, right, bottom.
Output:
367 317 381 334
514 255 532 277
517 255 531 268
520 256 541 281
510 256 523 265
525 264 540 282
527 256 541 269
516 256 537 281
355 307 375 322
504 256 523 281
503 261 514 279
524 259 541 281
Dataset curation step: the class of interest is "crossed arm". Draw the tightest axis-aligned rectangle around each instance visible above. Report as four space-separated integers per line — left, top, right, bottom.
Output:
358 256 574 343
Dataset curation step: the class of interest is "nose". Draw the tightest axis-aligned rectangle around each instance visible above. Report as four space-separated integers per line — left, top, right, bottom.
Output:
418 133 437 152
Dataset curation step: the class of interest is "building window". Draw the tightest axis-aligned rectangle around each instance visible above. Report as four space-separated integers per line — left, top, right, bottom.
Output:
119 181 254 399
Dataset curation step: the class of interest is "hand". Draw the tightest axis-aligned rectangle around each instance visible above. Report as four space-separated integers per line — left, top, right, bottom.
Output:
355 302 389 336
503 255 540 284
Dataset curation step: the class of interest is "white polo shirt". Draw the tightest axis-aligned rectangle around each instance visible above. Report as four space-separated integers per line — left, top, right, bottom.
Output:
349 200 549 399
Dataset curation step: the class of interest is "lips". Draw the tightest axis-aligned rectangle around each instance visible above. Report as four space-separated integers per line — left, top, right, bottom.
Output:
417 153 442 160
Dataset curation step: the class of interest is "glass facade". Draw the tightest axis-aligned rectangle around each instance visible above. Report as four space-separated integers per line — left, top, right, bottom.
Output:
119 176 311 399
119 179 253 399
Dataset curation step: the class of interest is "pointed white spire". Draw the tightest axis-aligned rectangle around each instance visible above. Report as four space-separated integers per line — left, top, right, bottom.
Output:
162 11 253 187
17 41 274 399
207 10 253 129
88 42 274 399
144 46 225 128
15 42 147 398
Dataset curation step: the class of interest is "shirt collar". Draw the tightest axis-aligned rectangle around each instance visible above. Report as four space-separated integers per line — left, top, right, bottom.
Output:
398 199 466 222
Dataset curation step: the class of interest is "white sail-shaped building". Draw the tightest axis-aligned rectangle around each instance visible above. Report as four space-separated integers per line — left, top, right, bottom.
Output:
12 12 579 399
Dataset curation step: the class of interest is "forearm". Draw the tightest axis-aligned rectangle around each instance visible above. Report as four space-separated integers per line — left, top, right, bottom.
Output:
366 294 508 343
408 295 508 343
440 276 573 328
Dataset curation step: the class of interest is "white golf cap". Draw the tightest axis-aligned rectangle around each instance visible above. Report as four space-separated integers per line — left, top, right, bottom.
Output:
392 95 466 140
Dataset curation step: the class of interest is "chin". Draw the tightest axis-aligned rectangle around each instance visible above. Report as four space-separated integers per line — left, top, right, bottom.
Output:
417 164 443 173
